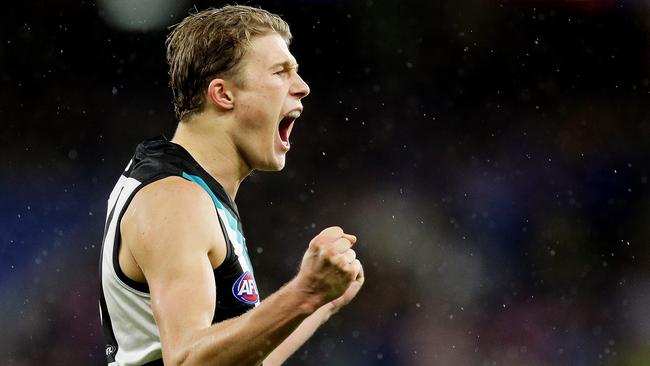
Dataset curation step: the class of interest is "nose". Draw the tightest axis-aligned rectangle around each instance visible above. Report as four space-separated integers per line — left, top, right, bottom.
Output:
291 73 310 99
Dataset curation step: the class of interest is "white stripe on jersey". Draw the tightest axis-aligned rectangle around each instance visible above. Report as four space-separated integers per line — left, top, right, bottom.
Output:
216 208 250 270
101 173 163 365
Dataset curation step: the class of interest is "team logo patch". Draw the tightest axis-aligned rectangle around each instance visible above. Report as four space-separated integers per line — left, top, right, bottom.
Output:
232 271 259 305
105 345 116 356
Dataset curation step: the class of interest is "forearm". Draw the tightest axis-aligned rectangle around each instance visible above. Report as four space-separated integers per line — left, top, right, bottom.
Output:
173 279 322 366
264 303 335 366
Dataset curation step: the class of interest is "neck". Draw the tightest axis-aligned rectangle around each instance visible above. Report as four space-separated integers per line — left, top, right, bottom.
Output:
171 113 250 200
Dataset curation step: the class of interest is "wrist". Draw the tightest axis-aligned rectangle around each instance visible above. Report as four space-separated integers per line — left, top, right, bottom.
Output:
286 277 325 315
313 302 335 324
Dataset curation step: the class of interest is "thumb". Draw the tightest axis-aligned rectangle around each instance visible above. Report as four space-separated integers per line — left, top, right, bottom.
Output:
342 233 357 244
356 262 365 282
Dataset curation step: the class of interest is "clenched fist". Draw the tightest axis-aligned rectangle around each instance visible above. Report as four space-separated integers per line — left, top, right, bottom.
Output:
295 226 364 307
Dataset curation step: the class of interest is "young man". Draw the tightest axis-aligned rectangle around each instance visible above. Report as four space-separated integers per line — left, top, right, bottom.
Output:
99 5 364 366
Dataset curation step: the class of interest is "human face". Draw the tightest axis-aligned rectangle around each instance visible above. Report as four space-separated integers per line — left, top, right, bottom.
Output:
230 32 310 171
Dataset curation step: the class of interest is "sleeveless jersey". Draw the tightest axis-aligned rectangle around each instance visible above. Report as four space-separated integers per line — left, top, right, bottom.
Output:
99 137 260 365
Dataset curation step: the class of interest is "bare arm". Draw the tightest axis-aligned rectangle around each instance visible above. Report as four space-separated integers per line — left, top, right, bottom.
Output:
121 177 361 366
264 263 365 366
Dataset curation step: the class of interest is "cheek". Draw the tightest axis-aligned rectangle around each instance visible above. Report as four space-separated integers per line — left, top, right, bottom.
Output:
241 87 282 113
235 82 287 136
258 78 288 101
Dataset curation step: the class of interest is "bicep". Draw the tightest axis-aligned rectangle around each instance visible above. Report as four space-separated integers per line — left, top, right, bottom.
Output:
148 248 216 360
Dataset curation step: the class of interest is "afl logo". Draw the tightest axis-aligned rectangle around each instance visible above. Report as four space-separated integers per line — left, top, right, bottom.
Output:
232 271 259 305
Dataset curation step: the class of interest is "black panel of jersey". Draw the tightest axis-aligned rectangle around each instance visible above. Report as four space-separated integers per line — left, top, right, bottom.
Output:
99 137 260 365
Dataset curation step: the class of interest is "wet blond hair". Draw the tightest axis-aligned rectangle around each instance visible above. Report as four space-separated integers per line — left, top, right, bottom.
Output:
166 5 292 120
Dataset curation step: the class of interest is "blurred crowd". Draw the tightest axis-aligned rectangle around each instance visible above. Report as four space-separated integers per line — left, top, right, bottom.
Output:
2 1 649 365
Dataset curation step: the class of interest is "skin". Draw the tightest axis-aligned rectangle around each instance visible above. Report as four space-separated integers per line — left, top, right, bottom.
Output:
118 32 365 366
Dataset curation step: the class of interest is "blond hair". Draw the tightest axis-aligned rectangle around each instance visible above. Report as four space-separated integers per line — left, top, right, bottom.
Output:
166 5 292 120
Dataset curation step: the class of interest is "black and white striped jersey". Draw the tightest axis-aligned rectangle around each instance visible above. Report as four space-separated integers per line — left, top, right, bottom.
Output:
99 137 260 365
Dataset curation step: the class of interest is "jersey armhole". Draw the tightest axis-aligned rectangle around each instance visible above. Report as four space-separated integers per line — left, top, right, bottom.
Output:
112 176 170 294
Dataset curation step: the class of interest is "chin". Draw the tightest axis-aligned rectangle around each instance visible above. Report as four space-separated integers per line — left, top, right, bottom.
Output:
271 157 287 171
256 155 286 172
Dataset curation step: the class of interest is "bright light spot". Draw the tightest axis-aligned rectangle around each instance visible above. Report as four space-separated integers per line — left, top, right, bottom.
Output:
98 0 190 32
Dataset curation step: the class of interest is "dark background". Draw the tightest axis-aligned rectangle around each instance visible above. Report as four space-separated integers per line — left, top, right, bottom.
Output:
2 0 650 365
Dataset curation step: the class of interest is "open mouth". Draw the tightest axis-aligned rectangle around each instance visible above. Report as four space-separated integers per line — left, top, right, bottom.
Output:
278 110 301 148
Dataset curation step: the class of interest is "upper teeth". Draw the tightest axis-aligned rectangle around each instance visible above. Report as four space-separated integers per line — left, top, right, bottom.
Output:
286 110 301 119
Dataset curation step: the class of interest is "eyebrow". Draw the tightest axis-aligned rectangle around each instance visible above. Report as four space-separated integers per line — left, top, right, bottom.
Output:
270 61 299 71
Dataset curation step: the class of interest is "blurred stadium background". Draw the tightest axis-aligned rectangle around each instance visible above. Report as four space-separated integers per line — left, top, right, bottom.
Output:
2 0 649 365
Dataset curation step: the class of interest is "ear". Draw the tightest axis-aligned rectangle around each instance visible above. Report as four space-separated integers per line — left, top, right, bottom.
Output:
207 78 235 110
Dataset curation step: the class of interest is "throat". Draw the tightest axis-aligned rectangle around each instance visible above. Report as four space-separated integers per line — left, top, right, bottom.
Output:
171 127 248 200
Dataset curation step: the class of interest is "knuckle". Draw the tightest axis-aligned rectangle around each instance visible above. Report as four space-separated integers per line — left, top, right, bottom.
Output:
309 237 322 248
337 238 351 249
309 238 317 246
325 226 343 237
311 236 328 249
325 246 337 258
353 259 361 269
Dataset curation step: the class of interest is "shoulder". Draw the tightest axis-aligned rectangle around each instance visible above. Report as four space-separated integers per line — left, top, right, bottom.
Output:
127 175 215 230
121 176 226 269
